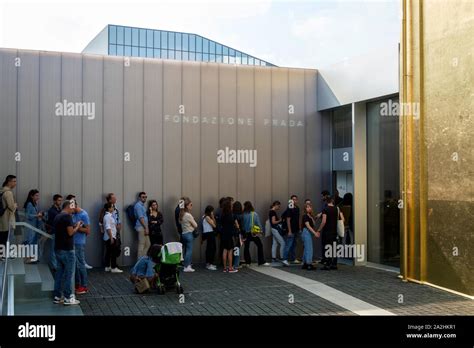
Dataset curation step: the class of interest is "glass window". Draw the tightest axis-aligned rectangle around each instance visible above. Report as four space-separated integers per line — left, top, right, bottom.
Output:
229 55 235 64
189 35 196 51
254 59 260 66
168 50 175 59
203 53 209 61
132 46 139 56
261 61 266 66
196 53 203 61
147 48 153 57
132 28 139 46
223 55 229 64
249 57 254 65
168 32 175 50
216 55 223 63
109 44 117 55
223 46 229 55
332 107 352 148
139 47 146 57
140 29 146 47
216 43 222 55
367 98 400 267
236 51 241 64
117 45 124 56
189 52 195 61
210 41 215 54
124 45 132 56
116 26 124 45
124 27 131 45
241 54 248 65
182 33 189 51
176 51 182 60
161 49 168 59
209 54 215 62
109 26 117 44
154 30 160 47
229 48 235 57
203 38 209 53
182 51 189 60
161 31 167 48
154 49 160 58
147 30 153 47
196 36 202 53
175 33 182 50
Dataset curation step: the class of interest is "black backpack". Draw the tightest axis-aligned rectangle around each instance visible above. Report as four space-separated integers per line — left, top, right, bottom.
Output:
0 192 6 217
126 204 137 226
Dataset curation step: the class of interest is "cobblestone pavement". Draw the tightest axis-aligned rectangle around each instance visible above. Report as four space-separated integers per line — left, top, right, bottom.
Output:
79 263 473 316
79 265 354 316
278 263 474 316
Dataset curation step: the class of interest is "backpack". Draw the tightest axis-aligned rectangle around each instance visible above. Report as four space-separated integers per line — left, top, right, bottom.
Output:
0 192 5 217
126 204 137 226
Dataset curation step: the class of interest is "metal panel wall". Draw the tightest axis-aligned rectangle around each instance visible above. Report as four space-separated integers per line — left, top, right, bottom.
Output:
0 48 321 266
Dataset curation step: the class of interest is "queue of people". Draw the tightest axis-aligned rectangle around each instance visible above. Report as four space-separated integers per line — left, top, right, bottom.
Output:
1 173 355 304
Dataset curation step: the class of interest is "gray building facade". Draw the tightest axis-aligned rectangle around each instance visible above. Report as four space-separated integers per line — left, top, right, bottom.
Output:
0 48 323 267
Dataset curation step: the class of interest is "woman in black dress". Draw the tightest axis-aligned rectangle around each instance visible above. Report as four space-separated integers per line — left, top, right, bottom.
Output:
221 199 238 273
147 200 164 246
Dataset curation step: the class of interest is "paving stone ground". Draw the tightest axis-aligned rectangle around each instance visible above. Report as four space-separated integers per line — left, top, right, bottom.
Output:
78 263 474 316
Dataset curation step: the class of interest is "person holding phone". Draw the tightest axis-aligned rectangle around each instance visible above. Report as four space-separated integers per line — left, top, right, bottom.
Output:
104 202 123 273
147 200 164 246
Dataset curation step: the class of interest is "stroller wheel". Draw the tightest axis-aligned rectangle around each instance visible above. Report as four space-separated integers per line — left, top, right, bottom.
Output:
176 285 184 294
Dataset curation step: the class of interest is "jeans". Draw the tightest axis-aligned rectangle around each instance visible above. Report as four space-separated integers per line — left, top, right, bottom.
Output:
202 232 216 265
49 235 58 270
283 233 296 261
271 228 286 259
233 237 241 268
244 234 265 265
136 227 151 259
104 239 118 269
181 232 194 267
301 228 314 265
74 244 88 287
53 249 76 299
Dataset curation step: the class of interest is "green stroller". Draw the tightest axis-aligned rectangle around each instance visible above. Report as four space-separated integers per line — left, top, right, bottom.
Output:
154 242 184 294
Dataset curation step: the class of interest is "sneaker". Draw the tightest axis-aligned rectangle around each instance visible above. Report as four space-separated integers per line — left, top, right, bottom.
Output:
222 268 228 273
228 267 238 273
75 286 88 295
206 264 216 271
292 259 302 264
282 260 290 266
64 295 80 306
53 296 64 304
183 266 195 273
105 267 111 272
111 268 123 273
85 263 93 270
210 264 217 270
260 262 271 266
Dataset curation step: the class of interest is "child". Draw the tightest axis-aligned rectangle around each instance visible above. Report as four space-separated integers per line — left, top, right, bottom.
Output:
130 244 161 291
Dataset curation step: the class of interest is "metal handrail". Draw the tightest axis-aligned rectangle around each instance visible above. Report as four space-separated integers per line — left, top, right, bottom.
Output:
0 224 12 315
16 211 52 239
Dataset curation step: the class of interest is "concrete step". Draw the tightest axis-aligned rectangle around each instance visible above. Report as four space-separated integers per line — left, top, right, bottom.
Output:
37 263 54 292
14 297 83 316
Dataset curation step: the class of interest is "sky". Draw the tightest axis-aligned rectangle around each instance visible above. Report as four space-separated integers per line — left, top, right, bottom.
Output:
0 0 400 69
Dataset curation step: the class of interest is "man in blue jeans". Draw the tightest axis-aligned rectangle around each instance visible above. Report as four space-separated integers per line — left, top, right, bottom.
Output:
282 195 301 266
72 201 90 295
52 200 82 306
45 194 63 271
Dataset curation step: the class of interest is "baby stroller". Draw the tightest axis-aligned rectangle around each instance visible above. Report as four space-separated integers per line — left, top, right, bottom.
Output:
154 242 184 295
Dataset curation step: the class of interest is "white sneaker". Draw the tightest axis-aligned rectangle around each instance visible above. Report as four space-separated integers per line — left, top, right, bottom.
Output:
105 267 111 272
64 295 80 305
183 266 195 273
111 268 123 273
261 262 271 266
206 264 216 271
85 263 93 270
53 296 64 304
282 260 290 266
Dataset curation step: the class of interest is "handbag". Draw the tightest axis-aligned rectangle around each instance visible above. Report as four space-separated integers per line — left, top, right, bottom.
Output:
135 277 151 294
250 212 262 236
337 207 345 238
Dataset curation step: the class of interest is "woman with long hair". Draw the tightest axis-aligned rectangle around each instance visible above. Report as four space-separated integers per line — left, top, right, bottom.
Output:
147 200 164 246
202 205 217 270
24 189 43 263
221 199 238 273
179 198 198 272
301 203 320 270
269 201 286 264
242 201 270 266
